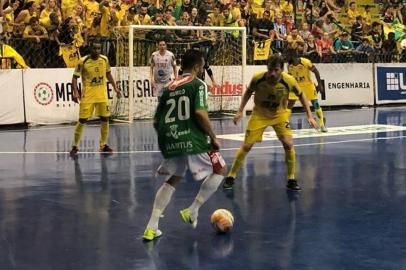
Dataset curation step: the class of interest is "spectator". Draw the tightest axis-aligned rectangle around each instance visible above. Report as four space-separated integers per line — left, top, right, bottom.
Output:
273 15 287 52
347 1 359 25
311 19 324 39
316 32 335 62
362 5 372 28
208 5 224 26
322 14 338 37
190 7 199 26
299 22 311 41
369 21 384 52
282 0 293 16
23 16 48 42
39 0 61 31
351 15 364 43
400 32 406 61
176 11 194 40
303 34 319 62
135 4 152 25
222 6 239 39
334 32 353 62
2 0 20 40
251 10 274 41
163 6 176 25
14 1 37 36
381 32 398 62
83 0 100 31
286 28 305 51
355 37 374 62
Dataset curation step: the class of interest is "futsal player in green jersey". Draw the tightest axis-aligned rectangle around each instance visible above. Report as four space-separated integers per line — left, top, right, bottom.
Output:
143 49 228 241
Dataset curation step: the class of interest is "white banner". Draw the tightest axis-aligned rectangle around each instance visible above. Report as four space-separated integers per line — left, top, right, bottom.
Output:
0 70 24 124
374 63 406 104
24 69 79 124
316 63 374 106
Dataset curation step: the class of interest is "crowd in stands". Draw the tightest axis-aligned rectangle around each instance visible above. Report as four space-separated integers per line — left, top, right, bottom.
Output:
0 0 406 68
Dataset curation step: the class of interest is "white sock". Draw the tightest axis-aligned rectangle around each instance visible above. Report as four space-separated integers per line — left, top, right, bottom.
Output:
146 183 175 231
188 174 223 221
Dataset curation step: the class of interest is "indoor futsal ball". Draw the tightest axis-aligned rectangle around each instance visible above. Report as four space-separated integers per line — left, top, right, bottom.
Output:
211 209 234 233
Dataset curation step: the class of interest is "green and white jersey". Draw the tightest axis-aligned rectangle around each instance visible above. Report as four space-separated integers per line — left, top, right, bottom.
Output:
155 73 210 159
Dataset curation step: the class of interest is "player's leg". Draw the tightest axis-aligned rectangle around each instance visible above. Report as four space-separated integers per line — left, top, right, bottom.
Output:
97 102 113 152
70 103 93 157
181 152 227 227
273 120 301 191
223 114 267 189
287 92 299 118
311 99 327 132
143 157 187 241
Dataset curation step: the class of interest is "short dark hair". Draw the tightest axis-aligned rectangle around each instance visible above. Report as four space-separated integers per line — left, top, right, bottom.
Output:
267 54 285 70
181 49 203 70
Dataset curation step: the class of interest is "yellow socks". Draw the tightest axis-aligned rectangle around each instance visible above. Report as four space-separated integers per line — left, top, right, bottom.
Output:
100 121 109 146
73 122 84 147
285 148 296 180
228 147 249 178
315 108 325 127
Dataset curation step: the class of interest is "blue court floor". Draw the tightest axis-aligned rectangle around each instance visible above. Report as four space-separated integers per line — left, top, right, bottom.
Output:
0 106 405 270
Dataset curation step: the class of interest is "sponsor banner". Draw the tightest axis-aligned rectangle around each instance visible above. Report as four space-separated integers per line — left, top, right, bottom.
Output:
24 69 79 124
24 68 131 124
20 64 374 124
218 124 406 141
375 63 406 104
315 63 374 106
0 70 24 124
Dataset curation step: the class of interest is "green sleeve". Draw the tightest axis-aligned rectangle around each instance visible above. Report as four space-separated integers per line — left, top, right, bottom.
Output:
194 81 208 111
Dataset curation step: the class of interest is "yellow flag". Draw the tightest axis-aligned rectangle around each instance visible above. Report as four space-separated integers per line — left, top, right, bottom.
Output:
254 39 272 61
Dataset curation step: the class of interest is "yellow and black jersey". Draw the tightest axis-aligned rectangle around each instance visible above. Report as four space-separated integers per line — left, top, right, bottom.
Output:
250 71 302 118
73 54 110 103
287 57 315 88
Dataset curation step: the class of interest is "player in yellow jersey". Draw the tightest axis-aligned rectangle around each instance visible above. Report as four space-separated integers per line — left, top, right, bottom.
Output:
69 40 121 157
286 49 327 132
223 54 319 191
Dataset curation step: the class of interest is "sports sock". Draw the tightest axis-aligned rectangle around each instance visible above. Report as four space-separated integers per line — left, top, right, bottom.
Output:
285 148 296 180
228 147 249 178
146 183 175 231
100 121 109 146
315 108 325 127
73 122 85 147
188 174 223 221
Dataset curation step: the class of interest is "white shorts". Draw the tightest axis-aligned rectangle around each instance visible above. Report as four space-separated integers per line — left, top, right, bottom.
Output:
154 81 170 97
157 151 226 181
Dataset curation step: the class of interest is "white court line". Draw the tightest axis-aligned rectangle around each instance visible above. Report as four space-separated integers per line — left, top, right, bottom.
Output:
1 135 405 154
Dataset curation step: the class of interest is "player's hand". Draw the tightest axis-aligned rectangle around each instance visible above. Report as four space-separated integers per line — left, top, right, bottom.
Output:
210 137 221 151
317 84 324 94
115 90 122 98
233 111 243 125
307 117 320 130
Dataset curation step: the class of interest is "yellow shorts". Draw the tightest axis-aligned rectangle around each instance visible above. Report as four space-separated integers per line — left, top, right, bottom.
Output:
244 112 292 144
79 102 110 119
289 84 318 101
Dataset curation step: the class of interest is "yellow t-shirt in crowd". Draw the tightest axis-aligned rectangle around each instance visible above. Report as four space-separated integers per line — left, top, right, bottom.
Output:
59 45 81 68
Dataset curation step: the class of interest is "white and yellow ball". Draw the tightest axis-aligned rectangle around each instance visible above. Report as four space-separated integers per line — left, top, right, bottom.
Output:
210 209 234 233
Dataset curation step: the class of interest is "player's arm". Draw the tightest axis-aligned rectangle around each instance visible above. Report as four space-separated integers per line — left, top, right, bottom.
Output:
106 71 121 98
72 62 82 103
150 55 155 87
204 61 218 87
294 85 319 129
310 65 324 93
153 97 165 133
194 82 220 150
172 54 177 80
233 84 255 125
